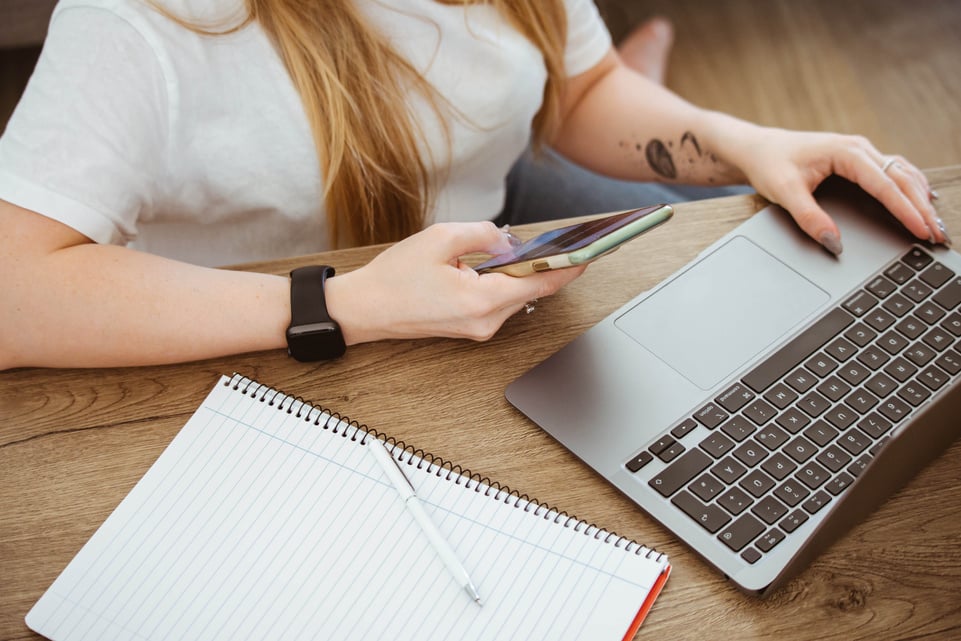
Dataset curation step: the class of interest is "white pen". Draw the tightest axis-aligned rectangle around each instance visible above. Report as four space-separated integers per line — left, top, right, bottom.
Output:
366 437 483 606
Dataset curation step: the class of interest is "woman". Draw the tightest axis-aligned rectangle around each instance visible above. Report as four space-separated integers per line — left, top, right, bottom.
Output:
0 0 945 370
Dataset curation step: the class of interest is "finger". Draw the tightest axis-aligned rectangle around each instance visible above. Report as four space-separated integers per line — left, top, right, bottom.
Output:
422 222 512 261
841 153 931 242
773 178 844 255
884 160 943 243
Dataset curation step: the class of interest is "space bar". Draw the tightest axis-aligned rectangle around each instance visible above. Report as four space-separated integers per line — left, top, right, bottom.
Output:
742 307 855 393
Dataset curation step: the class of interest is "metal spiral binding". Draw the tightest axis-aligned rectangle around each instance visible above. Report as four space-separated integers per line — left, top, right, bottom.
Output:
226 373 666 562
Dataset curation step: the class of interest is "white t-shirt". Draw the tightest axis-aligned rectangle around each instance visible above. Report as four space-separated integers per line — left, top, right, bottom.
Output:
0 0 611 266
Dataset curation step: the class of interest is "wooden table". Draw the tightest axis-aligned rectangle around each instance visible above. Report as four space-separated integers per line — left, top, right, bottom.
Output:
3 167 960 641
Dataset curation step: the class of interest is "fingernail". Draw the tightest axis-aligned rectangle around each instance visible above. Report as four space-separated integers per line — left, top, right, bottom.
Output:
819 231 843 256
937 218 953 246
500 224 522 247
929 189 940 201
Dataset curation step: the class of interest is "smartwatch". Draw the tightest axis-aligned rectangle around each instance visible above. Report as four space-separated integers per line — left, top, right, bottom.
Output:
285 265 346 361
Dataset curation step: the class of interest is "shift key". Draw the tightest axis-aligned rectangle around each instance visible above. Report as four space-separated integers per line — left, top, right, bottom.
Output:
649 449 712 497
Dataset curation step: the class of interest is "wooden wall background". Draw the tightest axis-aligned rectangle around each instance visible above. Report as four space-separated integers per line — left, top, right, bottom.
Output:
2 0 960 169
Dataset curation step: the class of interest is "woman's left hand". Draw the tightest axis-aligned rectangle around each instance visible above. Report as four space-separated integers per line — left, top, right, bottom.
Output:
730 127 947 255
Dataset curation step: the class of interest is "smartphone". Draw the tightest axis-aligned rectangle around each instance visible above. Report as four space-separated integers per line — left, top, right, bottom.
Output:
474 204 673 276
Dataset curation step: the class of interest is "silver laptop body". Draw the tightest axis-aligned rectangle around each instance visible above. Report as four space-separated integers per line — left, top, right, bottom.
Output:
506 179 961 594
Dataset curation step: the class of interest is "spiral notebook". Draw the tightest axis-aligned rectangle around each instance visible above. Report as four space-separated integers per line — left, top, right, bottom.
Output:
26 374 670 641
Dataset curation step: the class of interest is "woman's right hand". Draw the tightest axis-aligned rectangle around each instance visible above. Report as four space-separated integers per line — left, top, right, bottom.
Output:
325 222 585 344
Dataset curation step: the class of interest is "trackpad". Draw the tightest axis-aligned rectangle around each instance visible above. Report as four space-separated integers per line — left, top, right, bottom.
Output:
615 236 828 390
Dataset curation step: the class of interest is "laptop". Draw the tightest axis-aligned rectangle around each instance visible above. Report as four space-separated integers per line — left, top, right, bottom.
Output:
505 177 961 595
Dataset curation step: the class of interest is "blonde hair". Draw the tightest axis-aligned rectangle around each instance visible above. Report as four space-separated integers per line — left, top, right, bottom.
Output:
156 1 567 247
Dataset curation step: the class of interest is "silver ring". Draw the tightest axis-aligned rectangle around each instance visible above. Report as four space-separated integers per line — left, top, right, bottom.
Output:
524 300 537 314
881 157 899 174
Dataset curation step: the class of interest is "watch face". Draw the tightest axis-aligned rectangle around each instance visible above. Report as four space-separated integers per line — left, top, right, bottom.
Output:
286 322 347 361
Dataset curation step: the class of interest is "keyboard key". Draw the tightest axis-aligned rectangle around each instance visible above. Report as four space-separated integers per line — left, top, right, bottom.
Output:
916 301 947 324
934 351 961 376
878 330 910 355
824 405 857 430
825 472 855 496
904 343 936 366
776 407 812 433
817 376 851 402
919 262 954 288
848 454 872 477
718 514 765 552
824 336 857 362
881 293 913 317
865 372 897 398
884 356 918 382
717 486 754 516
816 444 852 472
764 383 798 409
649 449 712 497
797 391 831 418
942 312 961 336
672 490 731 533
626 451 654 472
739 469 776 497
743 399 778 425
711 457 748 484
700 432 736 458
715 383 755 413
785 436 818 463
857 413 892 439
901 248 933 271
761 452 798 480
742 307 854 393
805 353 839 377
753 496 789 525
878 396 911 422
741 547 762 564
797 461 831 489
932 277 961 310
865 308 896 331
649 435 677 455
845 323 877 347
902 279 934 303
779 509 809 533
844 389 879 414
774 480 810 507
857 345 891 369
838 360 871 386
895 316 926 340
671 418 698 439
842 290 878 316
802 490 831 514
755 424 790 450
838 428 872 455
756 528 786 553
803 421 839 447
689 473 725 501
720 415 757 442
885 261 915 284
659 441 686 462
922 327 954 351
694 402 729 429
734 441 768 468
866 275 898 299
897 381 931 406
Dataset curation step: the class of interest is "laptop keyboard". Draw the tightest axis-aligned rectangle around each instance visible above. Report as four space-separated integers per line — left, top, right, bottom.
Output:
625 247 961 565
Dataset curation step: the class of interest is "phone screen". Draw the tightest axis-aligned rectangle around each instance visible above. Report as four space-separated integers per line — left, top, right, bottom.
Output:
475 205 668 273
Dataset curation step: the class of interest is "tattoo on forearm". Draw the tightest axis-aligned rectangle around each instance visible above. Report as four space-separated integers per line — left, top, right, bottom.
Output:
631 131 720 182
645 139 677 179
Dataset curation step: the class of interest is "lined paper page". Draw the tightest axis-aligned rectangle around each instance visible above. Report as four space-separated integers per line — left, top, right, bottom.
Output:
27 376 668 641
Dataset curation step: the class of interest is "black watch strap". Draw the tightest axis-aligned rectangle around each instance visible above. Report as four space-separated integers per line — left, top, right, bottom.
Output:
286 265 346 361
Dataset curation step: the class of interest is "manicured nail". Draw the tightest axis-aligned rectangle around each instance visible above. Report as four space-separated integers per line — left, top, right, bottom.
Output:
937 218 953 246
929 189 940 201
500 224 522 247
819 231 843 256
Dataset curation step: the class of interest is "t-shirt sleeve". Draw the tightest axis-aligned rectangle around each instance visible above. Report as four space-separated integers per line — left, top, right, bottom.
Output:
0 5 169 244
563 0 613 77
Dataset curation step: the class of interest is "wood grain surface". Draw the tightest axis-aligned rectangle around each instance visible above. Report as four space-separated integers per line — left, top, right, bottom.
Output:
2 167 960 640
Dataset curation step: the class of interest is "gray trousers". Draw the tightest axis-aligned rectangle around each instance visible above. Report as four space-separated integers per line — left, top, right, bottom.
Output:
495 147 753 226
